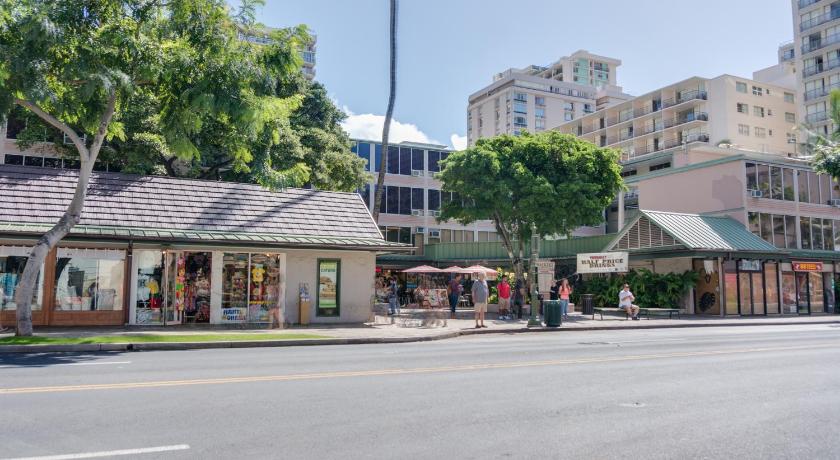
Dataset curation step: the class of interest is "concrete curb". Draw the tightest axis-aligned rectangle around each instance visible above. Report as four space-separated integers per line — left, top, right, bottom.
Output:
0 320 837 353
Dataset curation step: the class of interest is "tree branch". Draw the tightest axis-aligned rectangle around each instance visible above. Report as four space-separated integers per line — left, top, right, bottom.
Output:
14 98 88 158
88 90 118 161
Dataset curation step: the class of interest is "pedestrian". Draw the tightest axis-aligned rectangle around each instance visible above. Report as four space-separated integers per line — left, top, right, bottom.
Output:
512 278 525 319
549 279 560 301
388 277 399 315
447 274 462 319
619 283 640 320
471 272 489 328
497 275 511 320
558 278 572 319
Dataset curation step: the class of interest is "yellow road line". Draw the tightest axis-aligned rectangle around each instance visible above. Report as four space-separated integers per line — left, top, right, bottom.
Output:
1 343 835 395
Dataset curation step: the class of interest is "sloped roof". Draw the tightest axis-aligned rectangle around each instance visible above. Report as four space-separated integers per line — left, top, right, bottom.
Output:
607 210 778 253
0 165 404 250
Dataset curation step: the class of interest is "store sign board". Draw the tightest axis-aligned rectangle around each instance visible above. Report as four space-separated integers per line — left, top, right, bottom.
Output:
738 260 761 272
577 252 628 274
535 260 555 293
792 261 823 272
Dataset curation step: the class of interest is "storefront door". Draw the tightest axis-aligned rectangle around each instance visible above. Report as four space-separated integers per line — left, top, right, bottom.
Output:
737 260 765 316
165 251 212 324
795 272 811 315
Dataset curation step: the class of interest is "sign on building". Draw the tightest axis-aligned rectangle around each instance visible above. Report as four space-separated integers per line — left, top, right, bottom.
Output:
535 260 555 293
792 261 823 272
577 252 629 274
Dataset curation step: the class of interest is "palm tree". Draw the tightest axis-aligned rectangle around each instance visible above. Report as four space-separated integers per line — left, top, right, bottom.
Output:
372 0 397 223
809 90 840 179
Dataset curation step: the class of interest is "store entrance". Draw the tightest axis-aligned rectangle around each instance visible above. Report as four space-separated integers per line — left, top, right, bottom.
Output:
795 272 812 315
166 252 212 324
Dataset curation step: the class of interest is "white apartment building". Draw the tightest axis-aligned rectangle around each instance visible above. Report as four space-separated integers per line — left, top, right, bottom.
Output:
238 26 316 80
466 50 631 146
791 0 840 134
350 139 499 249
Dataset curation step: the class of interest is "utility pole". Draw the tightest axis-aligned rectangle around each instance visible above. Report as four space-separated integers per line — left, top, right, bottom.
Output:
528 222 541 327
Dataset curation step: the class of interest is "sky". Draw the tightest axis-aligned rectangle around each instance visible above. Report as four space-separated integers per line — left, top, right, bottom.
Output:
256 0 794 150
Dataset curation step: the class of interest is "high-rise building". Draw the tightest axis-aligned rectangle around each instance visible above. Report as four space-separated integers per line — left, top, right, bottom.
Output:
466 50 631 146
237 26 316 80
790 0 840 135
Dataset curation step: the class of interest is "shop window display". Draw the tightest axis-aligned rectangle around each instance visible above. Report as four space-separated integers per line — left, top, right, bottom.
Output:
222 253 249 322
135 251 164 324
169 252 212 323
55 249 124 311
0 252 44 311
248 254 284 323
316 259 340 317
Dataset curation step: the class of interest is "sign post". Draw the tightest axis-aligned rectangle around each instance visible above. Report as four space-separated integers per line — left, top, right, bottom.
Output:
528 224 541 327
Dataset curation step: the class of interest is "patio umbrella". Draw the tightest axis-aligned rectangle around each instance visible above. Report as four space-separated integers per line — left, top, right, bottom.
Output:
402 265 443 273
440 266 467 273
465 265 499 276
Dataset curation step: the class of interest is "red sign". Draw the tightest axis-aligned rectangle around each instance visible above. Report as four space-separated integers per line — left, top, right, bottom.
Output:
792 261 823 272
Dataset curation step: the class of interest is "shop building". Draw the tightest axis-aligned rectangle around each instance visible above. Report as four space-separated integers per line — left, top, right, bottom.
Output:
0 165 406 327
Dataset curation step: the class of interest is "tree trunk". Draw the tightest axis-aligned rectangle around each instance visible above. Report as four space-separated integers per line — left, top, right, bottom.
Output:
371 0 397 223
12 93 116 336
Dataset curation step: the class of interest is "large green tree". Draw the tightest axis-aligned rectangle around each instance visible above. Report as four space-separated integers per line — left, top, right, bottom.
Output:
0 0 303 335
809 90 840 179
438 131 624 279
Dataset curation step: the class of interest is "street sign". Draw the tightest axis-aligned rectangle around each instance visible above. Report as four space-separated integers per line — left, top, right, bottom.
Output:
577 252 629 274
792 261 823 272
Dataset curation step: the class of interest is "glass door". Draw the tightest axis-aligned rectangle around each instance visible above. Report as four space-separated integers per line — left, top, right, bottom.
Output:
796 272 811 315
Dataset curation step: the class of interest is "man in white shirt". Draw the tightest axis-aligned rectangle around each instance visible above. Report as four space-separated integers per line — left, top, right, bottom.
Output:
618 284 640 320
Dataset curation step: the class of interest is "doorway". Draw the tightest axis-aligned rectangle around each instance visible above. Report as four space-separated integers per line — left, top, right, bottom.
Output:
166 252 212 324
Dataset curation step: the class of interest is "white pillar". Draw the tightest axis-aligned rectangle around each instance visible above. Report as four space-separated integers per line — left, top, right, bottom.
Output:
617 191 625 230
210 251 224 324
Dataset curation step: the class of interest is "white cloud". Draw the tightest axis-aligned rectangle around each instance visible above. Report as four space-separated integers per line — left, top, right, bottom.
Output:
341 111 437 144
450 134 467 151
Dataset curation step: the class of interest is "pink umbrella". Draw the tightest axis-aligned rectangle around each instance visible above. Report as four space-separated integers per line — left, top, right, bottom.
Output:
440 266 467 273
465 265 499 276
402 265 443 273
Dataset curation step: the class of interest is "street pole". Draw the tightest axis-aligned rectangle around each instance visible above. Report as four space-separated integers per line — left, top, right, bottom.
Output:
528 223 541 327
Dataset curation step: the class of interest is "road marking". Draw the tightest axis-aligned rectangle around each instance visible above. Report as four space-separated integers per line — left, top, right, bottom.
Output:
3 444 189 460
0 343 836 395
59 361 131 367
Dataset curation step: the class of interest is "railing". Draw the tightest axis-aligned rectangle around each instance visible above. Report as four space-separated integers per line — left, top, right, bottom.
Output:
806 111 829 123
662 133 710 150
800 8 840 32
801 32 840 54
805 81 840 100
781 48 796 62
604 113 708 145
633 104 660 118
799 0 821 9
803 58 840 77
661 90 707 109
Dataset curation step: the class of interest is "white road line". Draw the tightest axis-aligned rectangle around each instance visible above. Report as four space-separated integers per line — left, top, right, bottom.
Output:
60 361 132 367
3 444 190 460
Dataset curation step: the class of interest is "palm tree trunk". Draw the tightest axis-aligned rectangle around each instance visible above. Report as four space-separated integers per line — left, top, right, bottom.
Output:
372 0 397 223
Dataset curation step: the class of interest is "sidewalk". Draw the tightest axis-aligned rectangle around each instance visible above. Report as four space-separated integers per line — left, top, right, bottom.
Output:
1 312 839 353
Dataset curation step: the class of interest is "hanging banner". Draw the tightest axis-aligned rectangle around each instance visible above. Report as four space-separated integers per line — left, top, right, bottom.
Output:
792 261 823 272
577 252 628 274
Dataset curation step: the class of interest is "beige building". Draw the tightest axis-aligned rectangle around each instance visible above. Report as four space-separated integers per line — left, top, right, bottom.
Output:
238 25 316 80
790 0 840 134
467 50 631 146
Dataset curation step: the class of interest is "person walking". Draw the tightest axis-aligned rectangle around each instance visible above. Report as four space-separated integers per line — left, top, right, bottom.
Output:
471 272 489 328
388 277 399 315
512 278 525 319
549 279 560 301
619 284 640 320
447 274 462 319
558 278 573 319
497 275 511 320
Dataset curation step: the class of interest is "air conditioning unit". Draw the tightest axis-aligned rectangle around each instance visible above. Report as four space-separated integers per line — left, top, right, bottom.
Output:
830 199 840 207
411 169 424 177
411 209 424 216
428 229 441 238
415 227 426 234
430 210 442 217
747 189 763 198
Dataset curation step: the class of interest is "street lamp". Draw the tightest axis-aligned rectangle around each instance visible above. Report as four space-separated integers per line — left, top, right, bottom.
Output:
528 222 541 327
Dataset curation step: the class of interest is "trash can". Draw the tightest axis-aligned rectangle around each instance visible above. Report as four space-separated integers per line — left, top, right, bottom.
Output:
543 300 562 327
580 294 595 316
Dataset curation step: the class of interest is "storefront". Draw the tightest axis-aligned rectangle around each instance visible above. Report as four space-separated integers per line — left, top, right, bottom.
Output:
0 165 408 327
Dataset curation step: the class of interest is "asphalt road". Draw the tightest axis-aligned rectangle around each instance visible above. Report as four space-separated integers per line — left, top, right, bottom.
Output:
1 324 840 460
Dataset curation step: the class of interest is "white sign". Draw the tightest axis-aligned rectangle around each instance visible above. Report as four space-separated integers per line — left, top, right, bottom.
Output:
577 252 628 274
535 260 555 293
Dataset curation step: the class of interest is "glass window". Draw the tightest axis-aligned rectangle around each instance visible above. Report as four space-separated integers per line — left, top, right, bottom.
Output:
513 101 527 114
398 227 411 245
752 86 763 96
248 254 284 324
387 146 399 174
783 168 795 201
785 112 796 123
55 249 125 311
786 215 798 249
736 82 747 93
799 170 809 203
44 157 62 168
411 188 424 210
765 262 779 315
0 251 43 311
724 261 739 315
745 163 757 190
376 185 386 214
316 259 340 317
374 143 382 172
756 164 770 196
753 106 765 117
399 147 412 175
770 166 782 199
820 174 832 206
738 124 750 136
813 218 824 250
773 215 786 248
355 142 370 170
824 218 834 251
784 92 795 103
221 253 249 323
801 217 812 249
809 172 821 204
759 213 773 243
4 154 23 165
135 250 164 324
24 156 44 167
428 151 441 173
399 186 412 215
428 189 441 211
754 127 766 138
748 212 760 236
835 220 840 251
386 185 399 214
358 184 371 209
737 103 749 114
411 149 424 171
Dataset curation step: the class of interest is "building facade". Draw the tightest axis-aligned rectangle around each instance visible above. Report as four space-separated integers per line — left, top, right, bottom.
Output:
238 26 316 80
467 50 631 146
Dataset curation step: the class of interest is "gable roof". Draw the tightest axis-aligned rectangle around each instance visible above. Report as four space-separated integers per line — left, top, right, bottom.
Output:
606 210 778 253
0 165 405 251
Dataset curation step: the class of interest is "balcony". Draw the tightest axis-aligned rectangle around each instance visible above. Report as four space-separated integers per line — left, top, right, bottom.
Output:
606 113 708 145
806 111 829 123
799 0 821 8
661 90 707 109
801 32 840 54
803 57 840 78
800 8 840 32
805 81 840 100
662 133 710 150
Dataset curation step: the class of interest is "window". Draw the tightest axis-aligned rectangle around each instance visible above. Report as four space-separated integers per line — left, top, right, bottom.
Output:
428 151 441 172
760 212 773 243
754 127 766 138
737 103 749 114
753 106 765 117
563 102 574 111
752 86 763 96
756 164 770 196
428 189 441 211
783 168 795 201
535 96 545 106
4 154 23 165
770 166 783 200
564 112 573 121
411 148 424 171
385 185 399 214
786 215 797 249
785 112 796 123
649 162 671 172
801 217 812 250
354 142 371 170
387 146 399 174
799 170 809 203
316 259 340 317
784 92 795 103
514 92 527 102
0 250 44 311
736 82 747 93
399 186 411 215
621 169 637 177
54 249 125 311
787 132 797 145
773 215 786 248
411 188 424 210
748 212 760 236
513 101 527 114
767 109 773 116
535 119 546 130
535 108 545 118
374 144 383 172
745 162 757 190
514 115 527 127
738 124 750 136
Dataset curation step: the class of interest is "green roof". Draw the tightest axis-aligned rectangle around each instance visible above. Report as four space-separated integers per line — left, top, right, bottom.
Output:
607 210 778 253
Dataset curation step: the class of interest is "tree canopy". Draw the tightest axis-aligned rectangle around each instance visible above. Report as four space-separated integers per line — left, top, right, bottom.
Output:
437 131 624 276
809 90 840 179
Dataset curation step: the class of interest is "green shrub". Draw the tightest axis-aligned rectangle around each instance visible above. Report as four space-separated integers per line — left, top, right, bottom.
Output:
579 269 698 308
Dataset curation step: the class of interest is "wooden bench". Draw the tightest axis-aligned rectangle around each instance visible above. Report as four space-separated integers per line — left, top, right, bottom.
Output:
592 307 681 320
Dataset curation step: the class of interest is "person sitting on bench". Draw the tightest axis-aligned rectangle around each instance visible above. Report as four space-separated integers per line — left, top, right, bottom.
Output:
619 284 640 320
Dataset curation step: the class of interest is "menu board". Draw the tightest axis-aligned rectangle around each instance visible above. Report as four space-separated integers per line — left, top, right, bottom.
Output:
317 260 340 317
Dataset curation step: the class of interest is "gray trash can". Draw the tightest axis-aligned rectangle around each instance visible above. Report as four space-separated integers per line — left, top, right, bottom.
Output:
543 300 562 327
580 294 595 316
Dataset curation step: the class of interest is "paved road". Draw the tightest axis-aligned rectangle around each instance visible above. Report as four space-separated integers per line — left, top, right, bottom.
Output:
1 324 839 460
